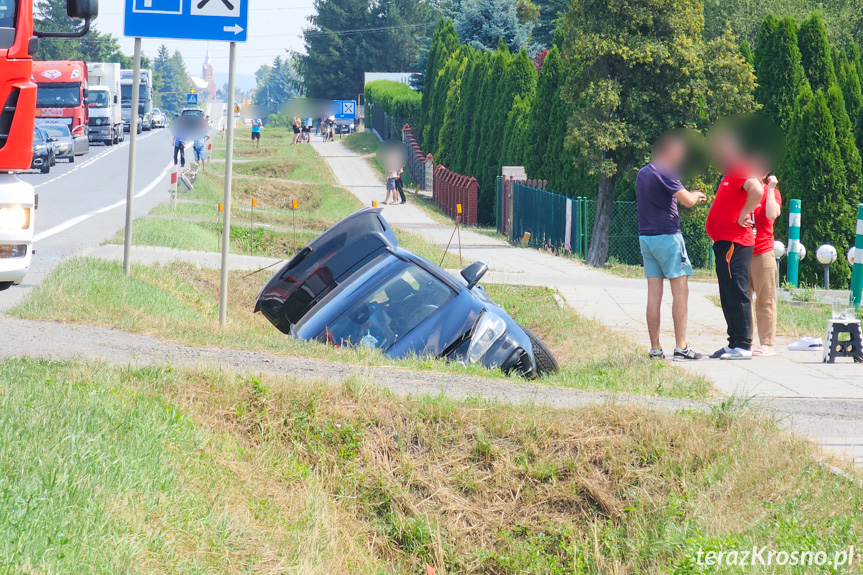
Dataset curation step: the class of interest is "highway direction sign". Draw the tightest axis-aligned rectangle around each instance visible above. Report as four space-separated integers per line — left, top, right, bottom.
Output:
125 0 249 42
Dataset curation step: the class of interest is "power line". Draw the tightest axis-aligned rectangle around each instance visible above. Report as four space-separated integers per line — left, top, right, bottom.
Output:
303 21 437 37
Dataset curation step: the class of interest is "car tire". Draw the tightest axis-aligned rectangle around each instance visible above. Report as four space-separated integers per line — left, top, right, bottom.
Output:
518 324 560 376
41 165 50 174
69 155 75 163
0 281 12 292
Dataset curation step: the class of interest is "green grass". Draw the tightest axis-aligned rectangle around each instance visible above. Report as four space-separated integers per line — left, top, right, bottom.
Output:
706 295 853 338
11 257 708 398
2 358 860 574
342 131 382 155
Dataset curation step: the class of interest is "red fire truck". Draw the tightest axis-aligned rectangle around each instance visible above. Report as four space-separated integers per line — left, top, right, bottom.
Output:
33 60 90 156
0 0 96 292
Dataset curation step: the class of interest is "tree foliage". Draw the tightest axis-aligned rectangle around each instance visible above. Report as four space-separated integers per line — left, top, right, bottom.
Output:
754 16 806 132
798 13 836 93
34 0 135 64
453 0 533 53
153 46 191 118
253 57 302 114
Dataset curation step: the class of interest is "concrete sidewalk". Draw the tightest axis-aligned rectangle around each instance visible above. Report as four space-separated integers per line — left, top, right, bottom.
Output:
311 140 863 467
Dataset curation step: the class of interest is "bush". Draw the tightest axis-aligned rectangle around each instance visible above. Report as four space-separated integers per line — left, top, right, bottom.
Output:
365 80 422 126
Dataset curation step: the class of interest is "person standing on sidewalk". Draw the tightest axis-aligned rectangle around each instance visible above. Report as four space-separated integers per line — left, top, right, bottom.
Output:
636 133 707 361
396 168 406 204
172 136 186 168
749 174 781 356
706 168 765 360
251 118 262 148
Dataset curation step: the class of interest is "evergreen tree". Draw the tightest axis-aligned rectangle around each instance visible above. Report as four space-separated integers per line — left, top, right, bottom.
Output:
421 20 460 147
739 38 754 67
454 0 533 53
827 84 863 203
797 13 835 93
525 45 562 177
561 0 707 266
836 52 863 134
704 27 759 121
532 0 567 48
781 88 854 287
502 94 533 166
427 47 468 156
436 54 469 167
754 16 807 132
451 50 484 173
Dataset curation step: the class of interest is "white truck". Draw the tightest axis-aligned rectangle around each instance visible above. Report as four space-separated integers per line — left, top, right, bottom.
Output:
121 68 154 133
86 62 124 146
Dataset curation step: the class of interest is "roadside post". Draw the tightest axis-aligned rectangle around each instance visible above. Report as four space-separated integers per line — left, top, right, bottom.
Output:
122 37 142 276
124 0 249 326
851 204 863 309
250 198 257 254
787 200 802 287
291 199 298 249
169 163 178 211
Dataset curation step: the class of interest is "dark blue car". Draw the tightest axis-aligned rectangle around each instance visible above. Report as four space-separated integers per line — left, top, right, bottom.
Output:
254 208 559 377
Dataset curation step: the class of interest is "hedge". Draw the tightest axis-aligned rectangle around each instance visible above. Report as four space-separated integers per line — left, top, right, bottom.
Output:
364 80 422 124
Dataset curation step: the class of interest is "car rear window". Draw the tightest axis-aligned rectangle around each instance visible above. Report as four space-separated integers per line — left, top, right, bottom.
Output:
320 264 455 351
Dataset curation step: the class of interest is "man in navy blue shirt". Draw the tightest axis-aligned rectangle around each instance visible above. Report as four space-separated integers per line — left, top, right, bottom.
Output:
636 132 706 361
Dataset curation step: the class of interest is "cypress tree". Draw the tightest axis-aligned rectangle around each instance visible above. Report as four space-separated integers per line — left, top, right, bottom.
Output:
436 55 468 167
426 46 467 156
421 20 459 147
525 45 562 177
754 15 807 132
502 94 533 166
798 13 836 93
452 49 483 174
781 88 853 287
836 52 863 122
739 38 754 67
467 42 507 181
826 84 862 202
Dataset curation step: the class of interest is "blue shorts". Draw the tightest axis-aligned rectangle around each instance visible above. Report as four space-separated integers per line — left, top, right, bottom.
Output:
639 233 693 279
194 146 206 161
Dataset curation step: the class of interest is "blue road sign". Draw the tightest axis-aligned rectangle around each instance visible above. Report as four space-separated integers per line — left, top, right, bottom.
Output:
125 0 248 42
187 93 198 105
334 100 357 120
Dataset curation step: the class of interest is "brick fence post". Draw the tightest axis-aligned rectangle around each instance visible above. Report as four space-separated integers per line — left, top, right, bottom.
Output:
467 177 479 225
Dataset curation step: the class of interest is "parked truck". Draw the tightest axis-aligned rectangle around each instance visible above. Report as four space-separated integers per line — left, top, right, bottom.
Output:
87 62 123 146
0 0 96 292
121 68 153 133
32 60 90 157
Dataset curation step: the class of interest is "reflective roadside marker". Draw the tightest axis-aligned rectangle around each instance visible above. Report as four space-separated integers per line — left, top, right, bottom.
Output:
292 200 298 210
372 201 378 208
522 232 531 245
457 203 463 215
851 203 863 309
787 199 801 287
252 198 257 208
219 203 224 213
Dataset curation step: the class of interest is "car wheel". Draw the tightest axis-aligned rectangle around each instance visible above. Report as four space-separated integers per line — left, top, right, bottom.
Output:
69 155 75 163
518 323 560 376
0 281 12 292
41 164 50 174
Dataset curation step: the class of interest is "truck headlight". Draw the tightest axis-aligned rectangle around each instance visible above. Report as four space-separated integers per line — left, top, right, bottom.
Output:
467 311 506 363
0 205 30 230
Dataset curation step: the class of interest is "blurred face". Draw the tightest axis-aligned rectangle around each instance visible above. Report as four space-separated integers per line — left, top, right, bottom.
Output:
655 136 686 170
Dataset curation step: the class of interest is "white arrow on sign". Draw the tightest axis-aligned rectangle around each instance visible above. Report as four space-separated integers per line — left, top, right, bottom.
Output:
223 24 244 35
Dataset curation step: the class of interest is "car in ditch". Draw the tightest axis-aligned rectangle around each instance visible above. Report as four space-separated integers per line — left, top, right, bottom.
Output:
254 208 559 378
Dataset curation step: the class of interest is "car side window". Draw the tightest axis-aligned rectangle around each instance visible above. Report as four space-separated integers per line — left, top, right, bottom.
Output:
321 265 455 351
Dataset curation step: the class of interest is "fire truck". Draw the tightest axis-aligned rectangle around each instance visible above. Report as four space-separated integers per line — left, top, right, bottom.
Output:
0 0 97 292
33 60 90 156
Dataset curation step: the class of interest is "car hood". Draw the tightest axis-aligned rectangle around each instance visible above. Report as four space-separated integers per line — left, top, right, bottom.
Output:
255 208 398 333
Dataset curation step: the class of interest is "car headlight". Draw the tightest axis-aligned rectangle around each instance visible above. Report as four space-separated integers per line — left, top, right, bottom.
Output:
467 311 506 363
0 205 30 230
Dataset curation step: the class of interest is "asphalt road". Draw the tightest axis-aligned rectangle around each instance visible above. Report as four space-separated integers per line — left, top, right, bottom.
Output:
0 127 175 312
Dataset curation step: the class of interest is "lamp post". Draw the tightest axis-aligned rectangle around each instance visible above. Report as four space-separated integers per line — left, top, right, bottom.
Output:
773 240 786 289
816 244 838 290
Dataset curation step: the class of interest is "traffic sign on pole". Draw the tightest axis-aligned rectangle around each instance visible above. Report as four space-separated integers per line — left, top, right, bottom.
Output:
125 0 249 42
187 93 198 105
334 100 357 120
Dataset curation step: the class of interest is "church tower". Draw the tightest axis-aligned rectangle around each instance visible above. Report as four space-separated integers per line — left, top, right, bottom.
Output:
203 51 217 101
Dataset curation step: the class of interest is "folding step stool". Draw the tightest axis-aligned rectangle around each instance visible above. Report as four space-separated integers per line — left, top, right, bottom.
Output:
823 318 863 363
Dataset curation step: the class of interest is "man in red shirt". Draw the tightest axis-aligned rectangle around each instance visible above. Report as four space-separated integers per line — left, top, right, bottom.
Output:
749 175 781 356
705 170 765 360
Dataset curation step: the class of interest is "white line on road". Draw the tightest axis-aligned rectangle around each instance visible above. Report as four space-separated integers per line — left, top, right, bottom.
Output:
33 161 174 242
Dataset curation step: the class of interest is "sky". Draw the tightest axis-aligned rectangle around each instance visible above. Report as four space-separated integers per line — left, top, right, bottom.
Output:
94 1 316 88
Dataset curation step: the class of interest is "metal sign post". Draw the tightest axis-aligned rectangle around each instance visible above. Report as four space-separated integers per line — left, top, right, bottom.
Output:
122 37 142 276
218 42 238 326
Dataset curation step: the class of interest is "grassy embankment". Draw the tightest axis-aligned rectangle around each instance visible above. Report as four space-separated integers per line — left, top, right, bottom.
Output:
1 358 860 574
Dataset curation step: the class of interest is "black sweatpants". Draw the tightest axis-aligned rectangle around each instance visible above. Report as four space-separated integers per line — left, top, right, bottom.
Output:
173 143 185 168
396 177 406 203
713 240 754 350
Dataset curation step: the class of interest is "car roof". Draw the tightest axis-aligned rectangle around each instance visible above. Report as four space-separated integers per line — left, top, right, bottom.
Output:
42 124 70 134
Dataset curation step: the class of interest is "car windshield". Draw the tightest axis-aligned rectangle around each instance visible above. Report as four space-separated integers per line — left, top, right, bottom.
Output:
36 84 81 108
41 125 70 138
88 90 110 108
322 264 455 351
33 128 46 143
182 109 204 117
0 0 16 30
121 83 149 103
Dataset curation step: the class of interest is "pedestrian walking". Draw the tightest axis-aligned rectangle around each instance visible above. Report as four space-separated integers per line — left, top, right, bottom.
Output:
251 118 262 148
396 168 406 204
749 174 781 356
291 117 301 145
706 167 765 360
172 136 186 168
193 135 209 170
384 170 398 205
636 132 706 361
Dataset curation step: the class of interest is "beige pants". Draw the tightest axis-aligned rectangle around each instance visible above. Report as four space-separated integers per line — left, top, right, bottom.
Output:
749 252 777 346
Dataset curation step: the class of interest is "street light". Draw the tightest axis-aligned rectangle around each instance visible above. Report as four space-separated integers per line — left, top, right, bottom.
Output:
849 246 857 266
816 244 838 290
798 242 807 262
774 240 786 288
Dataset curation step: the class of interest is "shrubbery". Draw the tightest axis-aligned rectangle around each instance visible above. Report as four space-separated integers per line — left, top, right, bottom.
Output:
364 80 422 127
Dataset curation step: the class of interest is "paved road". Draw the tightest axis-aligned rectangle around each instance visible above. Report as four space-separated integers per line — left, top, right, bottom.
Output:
0 127 175 312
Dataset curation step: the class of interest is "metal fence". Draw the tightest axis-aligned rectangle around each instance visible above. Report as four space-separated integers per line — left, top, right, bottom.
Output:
366 103 416 142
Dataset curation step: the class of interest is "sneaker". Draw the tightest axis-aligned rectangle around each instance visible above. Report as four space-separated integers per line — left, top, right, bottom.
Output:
720 347 753 360
788 337 823 351
710 346 731 359
674 346 703 361
649 349 665 360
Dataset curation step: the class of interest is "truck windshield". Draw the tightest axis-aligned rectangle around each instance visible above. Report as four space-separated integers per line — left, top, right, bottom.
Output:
121 84 150 104
36 83 82 108
0 0 17 49
88 91 110 108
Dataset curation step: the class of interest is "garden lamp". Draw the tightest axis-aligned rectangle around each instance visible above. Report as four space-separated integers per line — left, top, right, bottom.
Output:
816 244 838 290
849 246 856 266
774 240 786 288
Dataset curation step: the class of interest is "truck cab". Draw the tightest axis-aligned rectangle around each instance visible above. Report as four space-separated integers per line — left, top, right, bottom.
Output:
32 60 90 157
87 62 123 145
121 68 153 133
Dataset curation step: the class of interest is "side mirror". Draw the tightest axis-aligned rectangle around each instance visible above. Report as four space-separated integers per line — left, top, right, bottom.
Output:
114 95 118 104
66 0 98 20
82 89 89 100
460 261 488 290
